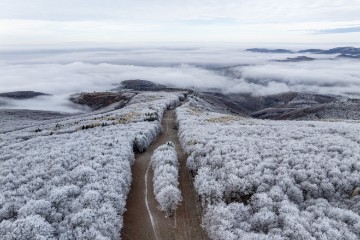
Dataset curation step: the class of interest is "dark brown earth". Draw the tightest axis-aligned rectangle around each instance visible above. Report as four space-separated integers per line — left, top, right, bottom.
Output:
120 79 167 91
70 92 136 110
122 109 208 240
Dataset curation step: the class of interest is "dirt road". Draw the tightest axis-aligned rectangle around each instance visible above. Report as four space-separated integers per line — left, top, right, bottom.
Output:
121 109 208 240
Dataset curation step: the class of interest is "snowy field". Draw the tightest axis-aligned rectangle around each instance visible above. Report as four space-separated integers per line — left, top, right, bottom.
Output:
0 92 181 239
177 96 360 240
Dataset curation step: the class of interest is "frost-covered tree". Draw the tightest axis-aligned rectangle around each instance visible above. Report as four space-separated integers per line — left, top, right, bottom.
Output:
151 142 182 217
0 92 182 239
176 95 360 239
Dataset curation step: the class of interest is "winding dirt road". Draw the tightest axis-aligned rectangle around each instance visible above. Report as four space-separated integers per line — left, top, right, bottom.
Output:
121 109 208 240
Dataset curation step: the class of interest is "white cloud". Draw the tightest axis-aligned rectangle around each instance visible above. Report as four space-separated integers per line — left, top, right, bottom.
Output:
0 95 88 113
1 48 360 112
229 59 360 96
0 62 232 95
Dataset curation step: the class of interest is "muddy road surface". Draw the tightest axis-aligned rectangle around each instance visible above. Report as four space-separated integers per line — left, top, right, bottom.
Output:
122 109 208 240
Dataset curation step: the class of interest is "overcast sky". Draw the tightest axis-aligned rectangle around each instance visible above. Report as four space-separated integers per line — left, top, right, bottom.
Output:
0 0 360 46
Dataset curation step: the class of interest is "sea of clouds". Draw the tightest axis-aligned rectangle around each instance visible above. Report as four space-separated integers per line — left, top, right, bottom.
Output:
0 46 359 112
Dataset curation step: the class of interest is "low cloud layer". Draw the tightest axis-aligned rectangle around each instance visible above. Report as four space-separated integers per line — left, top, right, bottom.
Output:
0 95 88 113
228 59 360 96
0 47 359 112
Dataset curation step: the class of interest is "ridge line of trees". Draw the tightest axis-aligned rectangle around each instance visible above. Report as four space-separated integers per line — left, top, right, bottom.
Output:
151 142 182 217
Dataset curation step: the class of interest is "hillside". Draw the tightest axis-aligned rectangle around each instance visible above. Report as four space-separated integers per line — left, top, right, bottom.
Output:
0 92 183 239
1 81 360 239
199 91 359 121
176 95 360 239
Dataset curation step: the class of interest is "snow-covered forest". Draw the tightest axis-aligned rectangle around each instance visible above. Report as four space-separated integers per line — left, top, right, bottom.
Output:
176 96 360 240
151 142 182 216
2 90 360 240
0 92 181 239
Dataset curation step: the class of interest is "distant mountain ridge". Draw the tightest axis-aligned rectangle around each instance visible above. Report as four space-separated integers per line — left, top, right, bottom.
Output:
199 91 360 121
0 91 50 99
246 46 360 56
320 47 360 55
338 54 360 59
274 56 315 62
297 49 324 53
120 79 167 91
246 48 294 53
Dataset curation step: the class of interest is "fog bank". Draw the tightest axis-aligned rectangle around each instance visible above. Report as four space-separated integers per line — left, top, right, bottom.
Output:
0 47 359 112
